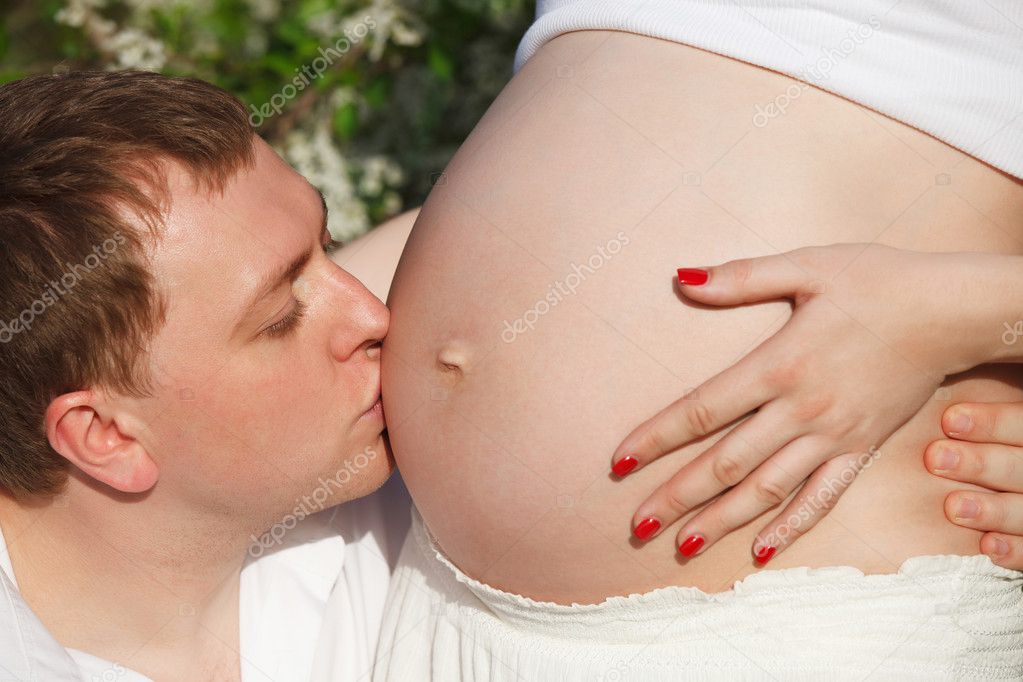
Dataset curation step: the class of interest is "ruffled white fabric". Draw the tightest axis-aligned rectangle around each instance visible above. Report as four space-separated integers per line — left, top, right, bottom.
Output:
374 505 1023 681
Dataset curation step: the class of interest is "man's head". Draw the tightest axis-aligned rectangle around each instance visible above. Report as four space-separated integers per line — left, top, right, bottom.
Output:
0 71 391 524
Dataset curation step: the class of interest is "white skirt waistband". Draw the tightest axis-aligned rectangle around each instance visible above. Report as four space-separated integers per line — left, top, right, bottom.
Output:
372 504 1023 681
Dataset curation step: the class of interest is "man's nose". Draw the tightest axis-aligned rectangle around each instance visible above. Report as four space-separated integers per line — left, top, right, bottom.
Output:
363 295 389 347
329 271 389 362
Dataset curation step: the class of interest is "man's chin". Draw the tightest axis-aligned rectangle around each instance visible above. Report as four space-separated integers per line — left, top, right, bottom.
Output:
344 441 395 500
315 435 394 507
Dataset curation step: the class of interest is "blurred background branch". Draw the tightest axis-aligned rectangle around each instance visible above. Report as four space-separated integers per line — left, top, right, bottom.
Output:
1 0 535 240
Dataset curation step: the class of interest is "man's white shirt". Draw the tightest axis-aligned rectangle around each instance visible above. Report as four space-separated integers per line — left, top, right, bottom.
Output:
0 475 410 682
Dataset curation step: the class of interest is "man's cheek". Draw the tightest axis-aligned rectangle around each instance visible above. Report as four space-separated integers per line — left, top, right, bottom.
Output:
246 356 317 402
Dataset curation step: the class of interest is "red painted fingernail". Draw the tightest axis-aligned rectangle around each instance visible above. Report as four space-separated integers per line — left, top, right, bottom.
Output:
754 546 776 565
612 456 638 477
633 517 661 540
678 535 705 557
677 268 708 286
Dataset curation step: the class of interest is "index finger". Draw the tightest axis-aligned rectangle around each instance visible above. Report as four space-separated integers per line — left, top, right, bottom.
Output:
611 350 776 475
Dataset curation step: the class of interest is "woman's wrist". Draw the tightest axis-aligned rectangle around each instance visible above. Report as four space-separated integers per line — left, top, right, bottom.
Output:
945 252 1023 369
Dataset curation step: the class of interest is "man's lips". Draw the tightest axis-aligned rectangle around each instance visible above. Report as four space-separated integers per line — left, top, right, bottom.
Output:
358 374 383 420
359 396 384 422
359 378 383 420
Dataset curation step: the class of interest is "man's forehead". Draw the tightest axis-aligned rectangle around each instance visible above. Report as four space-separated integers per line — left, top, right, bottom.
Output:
157 142 316 251
150 144 321 312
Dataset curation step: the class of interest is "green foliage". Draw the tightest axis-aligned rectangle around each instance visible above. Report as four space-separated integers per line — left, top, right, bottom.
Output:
1 0 535 237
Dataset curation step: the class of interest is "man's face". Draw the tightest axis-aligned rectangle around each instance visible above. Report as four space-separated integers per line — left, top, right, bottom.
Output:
131 137 391 521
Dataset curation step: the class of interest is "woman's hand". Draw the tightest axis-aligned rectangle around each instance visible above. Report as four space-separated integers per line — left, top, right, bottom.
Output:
925 400 1023 569
611 244 1012 564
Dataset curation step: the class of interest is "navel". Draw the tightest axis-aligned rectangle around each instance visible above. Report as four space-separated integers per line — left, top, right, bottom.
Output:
436 342 472 378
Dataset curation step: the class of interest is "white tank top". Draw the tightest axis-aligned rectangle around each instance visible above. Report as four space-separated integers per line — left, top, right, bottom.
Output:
515 0 1023 179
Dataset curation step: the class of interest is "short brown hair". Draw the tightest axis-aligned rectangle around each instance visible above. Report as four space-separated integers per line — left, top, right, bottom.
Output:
0 70 255 496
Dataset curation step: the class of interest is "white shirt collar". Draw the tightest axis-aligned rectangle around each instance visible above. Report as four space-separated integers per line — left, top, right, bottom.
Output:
0 475 409 682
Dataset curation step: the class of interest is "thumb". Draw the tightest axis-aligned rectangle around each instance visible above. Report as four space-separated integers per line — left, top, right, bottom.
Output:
676 251 817 305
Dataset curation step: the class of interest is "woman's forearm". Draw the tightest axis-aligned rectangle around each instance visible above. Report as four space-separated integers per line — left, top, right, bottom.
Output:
329 208 419 302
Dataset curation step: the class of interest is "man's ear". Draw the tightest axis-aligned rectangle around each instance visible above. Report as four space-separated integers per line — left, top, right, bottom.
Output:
43 390 159 494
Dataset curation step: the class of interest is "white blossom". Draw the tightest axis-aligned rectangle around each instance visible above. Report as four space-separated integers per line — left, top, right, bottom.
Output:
55 0 106 28
364 0 424 61
358 155 404 196
305 9 343 41
278 122 371 241
49 0 442 237
381 190 402 216
107 28 167 71
244 0 281 23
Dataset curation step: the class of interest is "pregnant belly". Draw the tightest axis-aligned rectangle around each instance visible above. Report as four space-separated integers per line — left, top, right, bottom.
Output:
382 30 1023 603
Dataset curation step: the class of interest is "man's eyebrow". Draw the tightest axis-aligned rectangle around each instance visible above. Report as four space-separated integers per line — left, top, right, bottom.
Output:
233 189 329 335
